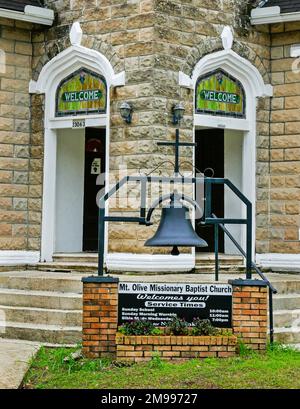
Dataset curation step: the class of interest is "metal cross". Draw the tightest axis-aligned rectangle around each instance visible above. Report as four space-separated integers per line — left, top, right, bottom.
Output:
157 129 196 174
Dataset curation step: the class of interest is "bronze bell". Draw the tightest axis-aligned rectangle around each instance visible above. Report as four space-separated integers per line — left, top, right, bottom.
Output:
145 196 208 256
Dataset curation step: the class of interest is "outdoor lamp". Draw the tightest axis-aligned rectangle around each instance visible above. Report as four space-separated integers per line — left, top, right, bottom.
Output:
172 102 185 125
120 102 133 124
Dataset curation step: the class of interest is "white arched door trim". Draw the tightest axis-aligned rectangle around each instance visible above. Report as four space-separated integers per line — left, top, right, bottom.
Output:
179 47 273 259
30 24 125 262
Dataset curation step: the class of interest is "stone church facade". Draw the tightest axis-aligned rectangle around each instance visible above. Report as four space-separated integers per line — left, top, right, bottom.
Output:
0 0 300 272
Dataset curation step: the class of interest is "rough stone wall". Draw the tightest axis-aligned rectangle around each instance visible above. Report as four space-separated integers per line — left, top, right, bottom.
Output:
0 18 42 252
2 0 271 257
266 22 300 254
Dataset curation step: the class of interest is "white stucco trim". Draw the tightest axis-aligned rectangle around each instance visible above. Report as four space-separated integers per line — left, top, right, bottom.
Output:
180 48 272 260
106 253 194 273
251 6 300 25
30 26 125 262
256 253 300 272
0 5 54 26
48 115 107 130
30 44 125 96
0 251 40 265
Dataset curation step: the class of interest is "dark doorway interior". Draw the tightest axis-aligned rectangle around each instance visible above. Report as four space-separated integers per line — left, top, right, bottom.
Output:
195 128 224 253
83 128 106 251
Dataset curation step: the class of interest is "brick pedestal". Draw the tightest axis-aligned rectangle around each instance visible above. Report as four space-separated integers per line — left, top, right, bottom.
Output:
229 279 268 351
82 276 119 359
116 334 237 362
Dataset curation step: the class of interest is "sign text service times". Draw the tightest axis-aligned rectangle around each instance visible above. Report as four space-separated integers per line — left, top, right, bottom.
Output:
118 282 232 328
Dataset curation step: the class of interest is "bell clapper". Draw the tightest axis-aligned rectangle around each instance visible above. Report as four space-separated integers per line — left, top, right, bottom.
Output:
171 246 180 256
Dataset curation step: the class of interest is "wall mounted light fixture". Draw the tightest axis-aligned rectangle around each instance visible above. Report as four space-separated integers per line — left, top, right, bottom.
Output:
172 102 185 125
120 102 133 124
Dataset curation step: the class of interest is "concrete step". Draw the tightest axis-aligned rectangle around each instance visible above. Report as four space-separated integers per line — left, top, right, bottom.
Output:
53 253 98 263
194 265 245 273
269 279 300 295
273 294 300 310
54 252 245 265
0 288 82 310
49 253 245 274
274 309 300 328
195 253 244 267
0 273 83 293
35 262 246 275
274 328 300 344
34 262 98 273
0 265 26 272
0 321 81 345
0 305 82 326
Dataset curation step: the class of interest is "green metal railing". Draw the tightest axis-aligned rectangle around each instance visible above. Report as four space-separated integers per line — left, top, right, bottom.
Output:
209 214 277 344
97 174 277 343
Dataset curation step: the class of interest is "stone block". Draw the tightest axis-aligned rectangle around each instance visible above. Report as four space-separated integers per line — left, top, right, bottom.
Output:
0 237 27 250
0 131 29 145
272 97 284 110
0 118 14 131
0 211 26 223
28 238 40 250
13 198 28 211
270 149 283 161
271 162 300 175
272 108 300 122
15 41 32 56
271 72 284 85
283 146 300 159
12 224 27 237
271 46 284 59
285 202 300 214
0 92 14 105
13 172 28 185
270 123 284 135
0 223 12 236
0 170 12 183
274 82 300 97
1 78 29 93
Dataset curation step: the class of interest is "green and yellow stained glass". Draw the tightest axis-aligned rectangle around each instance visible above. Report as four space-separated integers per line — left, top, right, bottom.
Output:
56 68 107 117
195 69 245 118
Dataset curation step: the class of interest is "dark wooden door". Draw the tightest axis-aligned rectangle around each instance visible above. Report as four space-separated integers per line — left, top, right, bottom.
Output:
195 129 224 252
83 128 106 251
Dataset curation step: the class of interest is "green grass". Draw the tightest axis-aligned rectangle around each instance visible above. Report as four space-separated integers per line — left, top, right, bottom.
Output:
23 343 300 389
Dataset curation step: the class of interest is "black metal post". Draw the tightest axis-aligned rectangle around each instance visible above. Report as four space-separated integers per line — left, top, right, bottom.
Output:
98 207 105 276
269 287 274 345
175 129 180 174
246 202 252 280
205 179 212 218
214 224 219 281
140 177 147 221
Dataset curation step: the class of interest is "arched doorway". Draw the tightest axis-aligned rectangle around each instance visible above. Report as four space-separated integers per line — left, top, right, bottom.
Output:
30 23 125 262
179 40 273 259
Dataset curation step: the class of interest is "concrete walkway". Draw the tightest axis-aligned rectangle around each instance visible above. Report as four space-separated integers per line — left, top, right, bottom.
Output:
0 339 40 389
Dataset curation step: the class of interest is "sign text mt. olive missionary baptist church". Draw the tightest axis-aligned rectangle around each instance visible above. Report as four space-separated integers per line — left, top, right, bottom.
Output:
118 283 232 328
